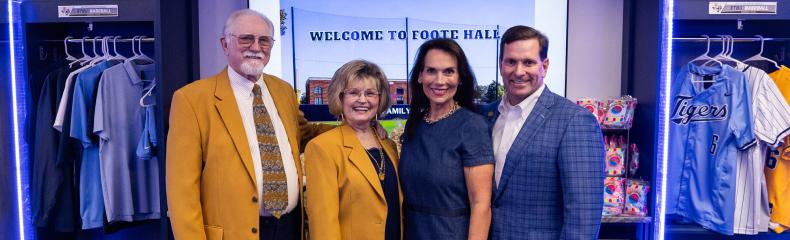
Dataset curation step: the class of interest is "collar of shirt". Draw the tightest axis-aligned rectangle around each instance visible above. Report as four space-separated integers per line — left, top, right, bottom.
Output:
498 84 545 118
228 66 261 96
123 60 147 85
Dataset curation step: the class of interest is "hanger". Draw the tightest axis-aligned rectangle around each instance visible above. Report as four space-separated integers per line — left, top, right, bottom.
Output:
99 36 111 59
136 36 154 63
86 36 105 66
113 36 127 59
724 35 736 60
95 36 112 64
130 35 155 106
722 35 730 57
105 36 113 57
130 35 140 57
139 81 156 107
705 35 737 67
716 35 739 65
100 36 117 61
128 36 141 61
71 37 93 67
691 35 720 83
128 36 154 64
744 35 781 69
107 36 127 61
63 36 78 62
93 36 110 65
690 35 723 67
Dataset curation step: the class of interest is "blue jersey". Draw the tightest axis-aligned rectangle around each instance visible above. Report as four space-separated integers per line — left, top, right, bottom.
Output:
69 60 118 229
94 61 160 223
667 63 756 235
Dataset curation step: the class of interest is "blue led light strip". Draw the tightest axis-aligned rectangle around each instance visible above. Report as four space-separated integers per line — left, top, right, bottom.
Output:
7 0 27 239
656 0 674 240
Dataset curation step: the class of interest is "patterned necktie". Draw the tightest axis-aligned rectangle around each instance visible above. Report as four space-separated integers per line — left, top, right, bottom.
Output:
252 84 288 218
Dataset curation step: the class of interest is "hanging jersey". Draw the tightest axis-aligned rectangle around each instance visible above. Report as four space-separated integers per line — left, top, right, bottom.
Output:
94 61 160 223
666 63 756 235
731 63 790 234
68 60 119 229
766 65 790 233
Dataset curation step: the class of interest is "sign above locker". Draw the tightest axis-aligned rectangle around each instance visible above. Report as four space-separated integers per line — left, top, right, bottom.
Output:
58 5 119 18
709 2 777 15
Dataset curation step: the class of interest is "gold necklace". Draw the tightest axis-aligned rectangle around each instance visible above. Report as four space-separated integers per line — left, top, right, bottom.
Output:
362 128 386 181
424 102 460 124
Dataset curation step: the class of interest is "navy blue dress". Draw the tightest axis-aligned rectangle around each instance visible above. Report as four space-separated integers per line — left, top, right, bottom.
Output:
399 108 495 240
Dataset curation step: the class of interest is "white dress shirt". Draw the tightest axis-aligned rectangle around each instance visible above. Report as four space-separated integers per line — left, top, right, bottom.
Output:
53 63 93 131
493 84 545 186
228 67 299 216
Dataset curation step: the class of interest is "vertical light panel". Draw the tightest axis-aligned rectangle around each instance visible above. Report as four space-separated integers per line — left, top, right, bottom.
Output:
249 0 283 78
7 0 27 239
534 0 568 96
655 0 674 239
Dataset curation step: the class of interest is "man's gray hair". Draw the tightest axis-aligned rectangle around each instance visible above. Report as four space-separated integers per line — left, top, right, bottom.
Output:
222 9 275 37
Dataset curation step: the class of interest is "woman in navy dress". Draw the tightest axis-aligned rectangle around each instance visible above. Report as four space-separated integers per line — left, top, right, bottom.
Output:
399 38 495 240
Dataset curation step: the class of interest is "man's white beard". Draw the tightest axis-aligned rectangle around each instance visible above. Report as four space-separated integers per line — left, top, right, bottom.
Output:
240 60 264 76
240 51 266 76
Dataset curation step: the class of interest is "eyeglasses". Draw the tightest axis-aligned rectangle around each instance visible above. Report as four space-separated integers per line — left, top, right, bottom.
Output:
229 33 275 48
341 89 380 100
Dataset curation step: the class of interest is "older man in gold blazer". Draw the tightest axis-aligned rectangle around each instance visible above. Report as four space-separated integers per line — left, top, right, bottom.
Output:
166 10 333 240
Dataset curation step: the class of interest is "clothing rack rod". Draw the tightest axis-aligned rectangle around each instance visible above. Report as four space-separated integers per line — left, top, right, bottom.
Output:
672 37 789 42
39 37 155 43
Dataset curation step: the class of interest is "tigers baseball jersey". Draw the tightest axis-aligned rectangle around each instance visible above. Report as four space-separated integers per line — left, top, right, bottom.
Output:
732 63 790 234
667 63 756 235
766 65 790 233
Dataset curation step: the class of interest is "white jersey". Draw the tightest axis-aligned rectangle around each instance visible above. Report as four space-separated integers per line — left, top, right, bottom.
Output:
733 62 790 234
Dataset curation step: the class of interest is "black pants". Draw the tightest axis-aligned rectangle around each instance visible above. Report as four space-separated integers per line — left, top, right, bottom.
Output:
259 203 301 240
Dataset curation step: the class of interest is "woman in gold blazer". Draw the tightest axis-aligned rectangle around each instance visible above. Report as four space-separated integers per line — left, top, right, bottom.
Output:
305 60 401 240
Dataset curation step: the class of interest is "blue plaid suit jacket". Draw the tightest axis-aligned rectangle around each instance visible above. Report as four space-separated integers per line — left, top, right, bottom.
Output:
482 88 604 240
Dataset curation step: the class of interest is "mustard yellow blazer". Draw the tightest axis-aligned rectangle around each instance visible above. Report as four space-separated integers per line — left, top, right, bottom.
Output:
305 124 402 240
166 68 332 240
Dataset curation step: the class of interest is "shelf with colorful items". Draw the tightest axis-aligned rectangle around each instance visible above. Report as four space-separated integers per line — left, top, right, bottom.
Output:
577 96 651 223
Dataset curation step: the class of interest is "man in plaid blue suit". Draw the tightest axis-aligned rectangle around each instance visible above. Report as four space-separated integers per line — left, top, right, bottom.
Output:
485 25 604 239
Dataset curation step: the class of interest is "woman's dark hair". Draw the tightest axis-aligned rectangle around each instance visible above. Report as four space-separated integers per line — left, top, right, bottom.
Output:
403 38 478 142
